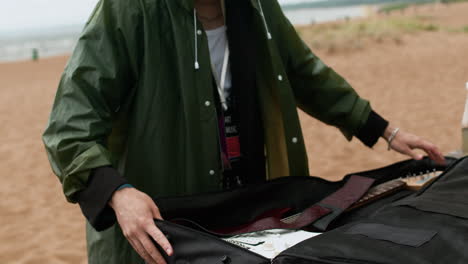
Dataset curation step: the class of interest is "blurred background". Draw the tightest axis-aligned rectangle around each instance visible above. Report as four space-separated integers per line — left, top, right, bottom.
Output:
1 0 467 263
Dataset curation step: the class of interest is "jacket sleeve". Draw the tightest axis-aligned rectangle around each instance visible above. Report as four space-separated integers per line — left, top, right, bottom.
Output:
271 1 372 140
42 0 141 203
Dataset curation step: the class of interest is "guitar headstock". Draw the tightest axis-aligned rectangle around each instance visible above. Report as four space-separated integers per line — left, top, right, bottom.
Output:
346 169 443 212
400 169 443 191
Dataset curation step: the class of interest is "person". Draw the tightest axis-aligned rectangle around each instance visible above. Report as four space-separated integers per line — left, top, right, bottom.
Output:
42 0 445 263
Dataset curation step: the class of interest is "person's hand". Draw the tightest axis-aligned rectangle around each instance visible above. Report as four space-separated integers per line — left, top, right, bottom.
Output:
383 125 446 165
109 187 173 264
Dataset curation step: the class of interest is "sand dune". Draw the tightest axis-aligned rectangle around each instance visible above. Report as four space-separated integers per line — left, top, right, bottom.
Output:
1 2 468 263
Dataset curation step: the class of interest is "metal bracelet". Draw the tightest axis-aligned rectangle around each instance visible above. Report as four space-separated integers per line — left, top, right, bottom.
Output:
387 127 400 151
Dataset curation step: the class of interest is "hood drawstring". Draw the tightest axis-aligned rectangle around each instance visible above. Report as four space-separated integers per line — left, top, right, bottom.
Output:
257 0 272 40
194 9 200 70
193 8 229 110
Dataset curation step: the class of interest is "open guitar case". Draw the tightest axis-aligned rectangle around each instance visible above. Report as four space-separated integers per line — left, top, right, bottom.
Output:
152 156 468 264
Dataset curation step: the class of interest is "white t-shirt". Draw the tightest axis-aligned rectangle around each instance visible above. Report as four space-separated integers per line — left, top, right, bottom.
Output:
206 25 232 101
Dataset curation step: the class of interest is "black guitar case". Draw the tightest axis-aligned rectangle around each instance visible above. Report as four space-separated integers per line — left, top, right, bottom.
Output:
152 156 468 264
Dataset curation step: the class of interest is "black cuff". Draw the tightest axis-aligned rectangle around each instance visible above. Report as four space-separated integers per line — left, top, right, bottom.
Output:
356 111 389 148
76 166 128 231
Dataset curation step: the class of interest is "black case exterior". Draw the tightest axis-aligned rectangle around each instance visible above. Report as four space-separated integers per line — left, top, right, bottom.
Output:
153 157 465 264
275 157 468 264
155 220 270 264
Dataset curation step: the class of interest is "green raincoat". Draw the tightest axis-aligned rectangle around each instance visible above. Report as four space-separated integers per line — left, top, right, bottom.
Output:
43 0 372 262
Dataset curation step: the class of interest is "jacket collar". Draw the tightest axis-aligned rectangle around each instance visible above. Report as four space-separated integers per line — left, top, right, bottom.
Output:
177 0 193 11
177 0 260 12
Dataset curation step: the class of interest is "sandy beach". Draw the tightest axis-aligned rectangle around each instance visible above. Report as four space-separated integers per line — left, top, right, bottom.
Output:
1 2 467 263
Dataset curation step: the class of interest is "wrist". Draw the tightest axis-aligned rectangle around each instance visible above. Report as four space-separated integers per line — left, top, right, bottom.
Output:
382 125 396 141
109 186 133 209
384 126 401 151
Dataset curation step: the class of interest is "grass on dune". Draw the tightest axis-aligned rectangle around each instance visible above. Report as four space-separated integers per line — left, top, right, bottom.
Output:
379 0 468 13
296 15 456 53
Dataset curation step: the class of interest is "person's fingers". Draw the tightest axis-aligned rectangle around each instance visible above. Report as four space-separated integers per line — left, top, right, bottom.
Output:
432 152 446 165
411 151 424 160
139 233 167 264
414 140 433 153
422 145 437 161
400 144 423 160
426 147 445 165
148 201 173 255
411 140 446 165
150 203 164 220
128 236 155 264
146 223 173 256
429 146 446 165
427 150 439 164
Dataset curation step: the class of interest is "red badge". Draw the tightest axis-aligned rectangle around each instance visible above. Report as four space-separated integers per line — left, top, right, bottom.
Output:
226 136 241 159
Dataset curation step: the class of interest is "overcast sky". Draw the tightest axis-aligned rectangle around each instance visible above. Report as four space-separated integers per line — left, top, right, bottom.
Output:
0 0 311 34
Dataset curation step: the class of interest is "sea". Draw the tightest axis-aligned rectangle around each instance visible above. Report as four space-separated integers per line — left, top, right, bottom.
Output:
0 0 418 62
